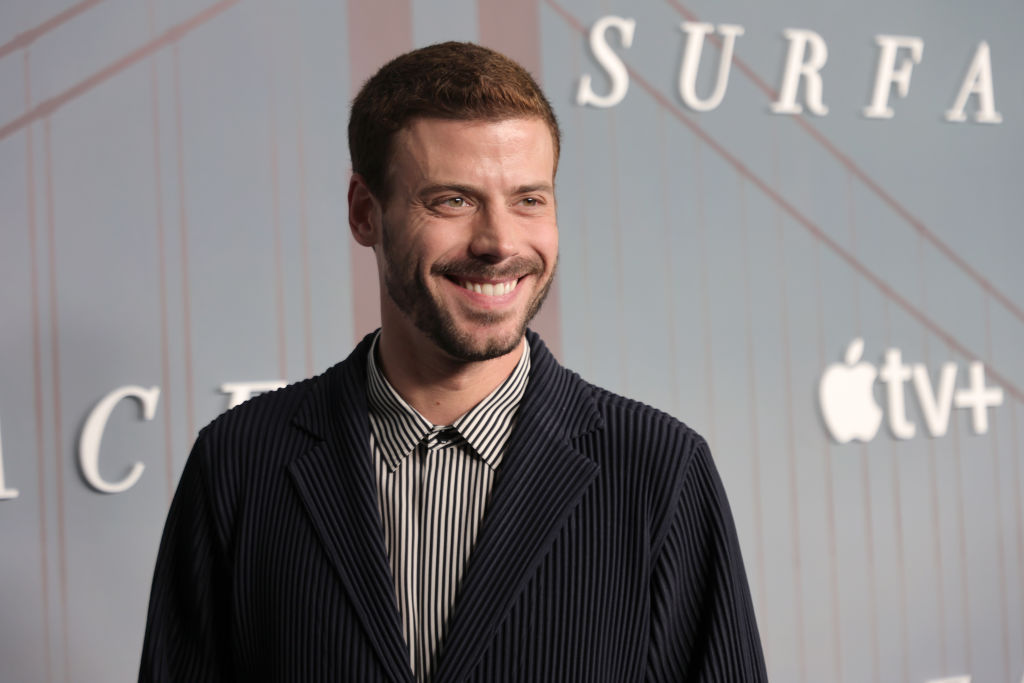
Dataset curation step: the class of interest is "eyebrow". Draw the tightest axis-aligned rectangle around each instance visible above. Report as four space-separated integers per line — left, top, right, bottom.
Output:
512 183 555 195
416 182 554 200
417 183 478 199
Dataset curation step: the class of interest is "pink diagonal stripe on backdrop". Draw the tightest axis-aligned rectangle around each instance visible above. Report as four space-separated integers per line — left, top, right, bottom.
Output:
0 0 105 59
664 0 1024 329
0 0 241 142
544 0 1024 406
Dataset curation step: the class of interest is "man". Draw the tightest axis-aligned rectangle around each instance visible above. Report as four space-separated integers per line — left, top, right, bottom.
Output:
140 42 767 682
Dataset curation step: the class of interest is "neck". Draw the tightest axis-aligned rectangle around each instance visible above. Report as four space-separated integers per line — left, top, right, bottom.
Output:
376 329 525 426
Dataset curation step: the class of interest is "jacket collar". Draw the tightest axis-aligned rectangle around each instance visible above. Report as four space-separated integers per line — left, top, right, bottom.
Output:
287 330 604 682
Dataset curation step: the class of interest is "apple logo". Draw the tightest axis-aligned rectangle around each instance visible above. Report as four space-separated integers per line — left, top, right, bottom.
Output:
819 338 883 444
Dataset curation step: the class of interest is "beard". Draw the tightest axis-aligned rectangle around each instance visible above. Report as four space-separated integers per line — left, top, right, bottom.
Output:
380 228 554 362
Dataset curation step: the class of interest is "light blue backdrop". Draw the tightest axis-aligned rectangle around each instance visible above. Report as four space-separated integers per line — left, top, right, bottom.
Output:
1 1 1021 681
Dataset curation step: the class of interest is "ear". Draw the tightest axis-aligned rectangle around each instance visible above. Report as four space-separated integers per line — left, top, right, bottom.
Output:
348 173 382 247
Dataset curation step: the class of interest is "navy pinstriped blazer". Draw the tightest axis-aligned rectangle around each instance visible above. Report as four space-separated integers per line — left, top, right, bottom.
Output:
140 331 767 682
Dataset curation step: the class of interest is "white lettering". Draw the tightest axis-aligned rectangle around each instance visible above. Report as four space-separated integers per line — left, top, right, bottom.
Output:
678 22 745 112
820 341 1007 444
880 348 916 439
771 28 829 116
576 15 636 109
220 381 287 409
912 362 957 437
945 41 1002 123
953 362 1003 433
864 35 924 119
79 386 159 494
0 421 19 500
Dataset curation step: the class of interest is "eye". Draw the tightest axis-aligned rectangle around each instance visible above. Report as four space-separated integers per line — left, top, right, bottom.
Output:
442 196 467 208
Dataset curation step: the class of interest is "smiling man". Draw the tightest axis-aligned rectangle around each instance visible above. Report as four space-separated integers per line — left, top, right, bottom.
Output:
351 115 559 406
140 43 767 683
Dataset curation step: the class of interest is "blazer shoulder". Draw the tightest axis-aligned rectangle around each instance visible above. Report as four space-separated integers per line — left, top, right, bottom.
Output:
569 379 719 541
522 334 709 476
199 374 318 444
584 380 709 458
197 332 375 449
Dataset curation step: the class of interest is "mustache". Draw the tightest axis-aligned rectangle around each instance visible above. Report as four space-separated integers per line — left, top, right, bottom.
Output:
431 256 543 281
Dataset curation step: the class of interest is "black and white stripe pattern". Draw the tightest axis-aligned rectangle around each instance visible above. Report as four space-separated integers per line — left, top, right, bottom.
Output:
140 331 768 681
366 336 531 682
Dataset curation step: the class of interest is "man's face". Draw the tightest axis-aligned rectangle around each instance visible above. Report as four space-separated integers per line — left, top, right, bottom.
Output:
373 117 558 362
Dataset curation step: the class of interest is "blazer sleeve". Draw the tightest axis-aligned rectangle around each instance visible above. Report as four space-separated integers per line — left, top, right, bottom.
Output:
139 434 233 683
646 440 768 682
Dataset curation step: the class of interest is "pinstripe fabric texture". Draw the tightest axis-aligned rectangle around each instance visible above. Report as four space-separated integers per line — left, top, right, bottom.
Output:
366 335 530 681
139 331 767 682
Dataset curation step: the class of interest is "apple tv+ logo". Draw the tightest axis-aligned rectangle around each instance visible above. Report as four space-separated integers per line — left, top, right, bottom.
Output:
819 338 1004 444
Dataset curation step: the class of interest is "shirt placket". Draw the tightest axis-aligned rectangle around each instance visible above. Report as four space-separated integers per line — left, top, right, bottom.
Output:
415 426 458 683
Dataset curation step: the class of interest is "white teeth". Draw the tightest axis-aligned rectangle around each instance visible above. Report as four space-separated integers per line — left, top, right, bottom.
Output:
460 279 517 296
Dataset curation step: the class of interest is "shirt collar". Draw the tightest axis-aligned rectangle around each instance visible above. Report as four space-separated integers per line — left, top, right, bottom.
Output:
366 333 531 472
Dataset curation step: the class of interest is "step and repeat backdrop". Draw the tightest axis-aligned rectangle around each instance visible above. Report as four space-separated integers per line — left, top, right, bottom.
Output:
1 0 1021 681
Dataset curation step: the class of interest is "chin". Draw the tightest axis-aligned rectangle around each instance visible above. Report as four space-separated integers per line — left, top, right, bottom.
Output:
432 323 525 362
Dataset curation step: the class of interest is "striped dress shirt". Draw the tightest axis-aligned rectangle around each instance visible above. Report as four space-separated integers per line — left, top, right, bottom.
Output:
366 335 531 682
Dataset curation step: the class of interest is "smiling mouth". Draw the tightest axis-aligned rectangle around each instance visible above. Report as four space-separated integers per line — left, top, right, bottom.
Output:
454 278 520 296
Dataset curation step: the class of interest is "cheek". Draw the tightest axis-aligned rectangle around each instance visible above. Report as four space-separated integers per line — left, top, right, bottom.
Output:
537 225 559 266
398 213 458 256
420 227 471 263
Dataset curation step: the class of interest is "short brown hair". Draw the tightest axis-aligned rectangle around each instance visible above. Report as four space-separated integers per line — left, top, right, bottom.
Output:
349 41 560 200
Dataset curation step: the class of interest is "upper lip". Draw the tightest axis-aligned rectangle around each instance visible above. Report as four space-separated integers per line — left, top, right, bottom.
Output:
433 256 542 284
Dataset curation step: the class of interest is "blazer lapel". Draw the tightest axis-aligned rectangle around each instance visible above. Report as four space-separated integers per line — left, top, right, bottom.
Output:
434 332 604 682
286 336 414 683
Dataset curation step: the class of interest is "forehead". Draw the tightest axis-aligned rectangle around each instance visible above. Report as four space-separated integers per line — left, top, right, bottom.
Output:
388 117 556 182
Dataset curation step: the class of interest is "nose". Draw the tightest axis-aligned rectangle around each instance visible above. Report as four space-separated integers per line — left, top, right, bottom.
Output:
468 205 519 263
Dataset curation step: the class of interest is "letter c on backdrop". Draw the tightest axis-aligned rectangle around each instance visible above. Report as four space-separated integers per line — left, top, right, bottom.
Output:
79 385 160 494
